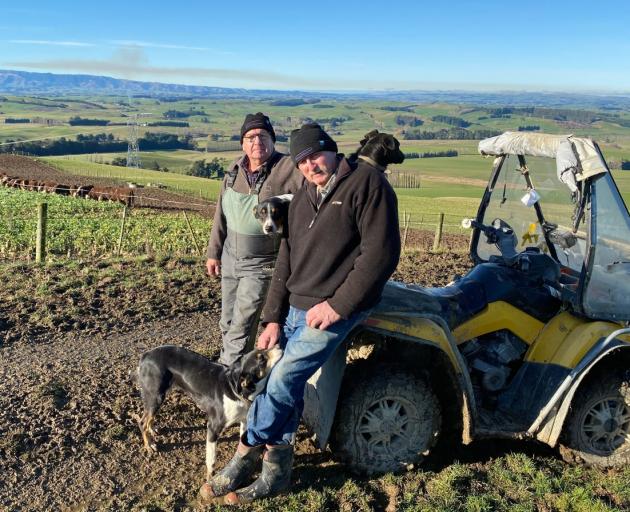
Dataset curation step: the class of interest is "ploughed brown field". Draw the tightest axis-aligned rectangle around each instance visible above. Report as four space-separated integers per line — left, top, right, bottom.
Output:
0 154 214 214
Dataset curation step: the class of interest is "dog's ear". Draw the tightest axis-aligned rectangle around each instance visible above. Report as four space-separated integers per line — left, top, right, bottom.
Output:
359 129 379 147
381 134 397 150
383 134 405 164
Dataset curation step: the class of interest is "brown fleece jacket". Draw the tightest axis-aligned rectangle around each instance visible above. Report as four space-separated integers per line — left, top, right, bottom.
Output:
262 157 400 323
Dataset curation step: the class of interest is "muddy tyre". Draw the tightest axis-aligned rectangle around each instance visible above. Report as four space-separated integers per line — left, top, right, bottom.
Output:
330 365 441 475
561 371 630 468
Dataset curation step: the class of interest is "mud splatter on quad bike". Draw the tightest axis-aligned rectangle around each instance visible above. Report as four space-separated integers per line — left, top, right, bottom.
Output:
303 131 630 474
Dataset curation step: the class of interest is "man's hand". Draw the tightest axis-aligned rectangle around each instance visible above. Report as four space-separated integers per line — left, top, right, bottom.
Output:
306 301 341 330
206 258 221 277
258 323 281 349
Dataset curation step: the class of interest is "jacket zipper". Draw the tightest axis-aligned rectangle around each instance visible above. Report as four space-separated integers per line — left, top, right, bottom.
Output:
307 171 348 229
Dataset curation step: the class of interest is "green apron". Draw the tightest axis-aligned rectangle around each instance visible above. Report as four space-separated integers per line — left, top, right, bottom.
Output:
218 181 280 366
221 187 280 263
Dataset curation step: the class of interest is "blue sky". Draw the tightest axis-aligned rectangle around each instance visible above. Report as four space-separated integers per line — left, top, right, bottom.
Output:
1 0 629 92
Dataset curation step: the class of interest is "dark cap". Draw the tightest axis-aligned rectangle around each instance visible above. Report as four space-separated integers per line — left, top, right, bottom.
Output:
289 123 338 164
240 112 276 144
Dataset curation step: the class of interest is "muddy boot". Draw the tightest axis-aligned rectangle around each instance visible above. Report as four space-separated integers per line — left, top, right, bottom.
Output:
224 444 294 505
199 436 264 502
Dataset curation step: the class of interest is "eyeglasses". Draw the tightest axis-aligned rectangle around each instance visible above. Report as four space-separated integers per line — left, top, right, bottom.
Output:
243 133 271 144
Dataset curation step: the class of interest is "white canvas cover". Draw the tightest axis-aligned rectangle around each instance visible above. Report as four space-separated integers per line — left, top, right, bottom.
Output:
478 131 608 182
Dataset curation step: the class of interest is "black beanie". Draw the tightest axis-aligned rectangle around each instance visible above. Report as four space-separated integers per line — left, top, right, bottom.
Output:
290 123 338 164
240 112 276 144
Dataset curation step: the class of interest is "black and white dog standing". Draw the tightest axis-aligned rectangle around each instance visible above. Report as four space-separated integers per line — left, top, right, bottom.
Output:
135 345 283 478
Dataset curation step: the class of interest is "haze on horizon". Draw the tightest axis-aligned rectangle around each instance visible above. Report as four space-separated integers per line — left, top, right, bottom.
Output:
1 0 629 94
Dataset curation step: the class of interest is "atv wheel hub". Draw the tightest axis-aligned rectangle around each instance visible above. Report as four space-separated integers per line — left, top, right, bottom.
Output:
359 398 412 456
582 398 630 454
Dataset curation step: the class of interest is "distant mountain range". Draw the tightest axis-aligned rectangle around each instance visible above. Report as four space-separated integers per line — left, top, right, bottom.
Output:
0 69 313 99
1 69 630 109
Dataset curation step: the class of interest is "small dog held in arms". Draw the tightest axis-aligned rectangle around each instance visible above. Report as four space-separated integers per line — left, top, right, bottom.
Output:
253 193 293 234
349 129 405 170
134 345 283 478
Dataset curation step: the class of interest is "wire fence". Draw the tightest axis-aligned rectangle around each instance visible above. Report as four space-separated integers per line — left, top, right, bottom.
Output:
0 178 474 263
0 200 210 262
1 205 471 265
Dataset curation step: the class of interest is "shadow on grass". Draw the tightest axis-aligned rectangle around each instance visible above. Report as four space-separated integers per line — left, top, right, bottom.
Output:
426 437 560 471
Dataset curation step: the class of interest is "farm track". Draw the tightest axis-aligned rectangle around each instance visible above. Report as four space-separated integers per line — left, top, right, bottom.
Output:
0 246 478 511
2 177 627 509
0 155 215 215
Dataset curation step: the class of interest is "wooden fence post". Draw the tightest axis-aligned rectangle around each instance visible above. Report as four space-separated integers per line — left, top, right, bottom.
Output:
432 212 444 252
117 205 128 256
36 202 47 263
401 211 410 254
183 210 202 256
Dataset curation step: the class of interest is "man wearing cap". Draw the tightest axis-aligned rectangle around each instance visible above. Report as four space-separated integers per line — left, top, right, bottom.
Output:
201 123 400 504
206 113 303 367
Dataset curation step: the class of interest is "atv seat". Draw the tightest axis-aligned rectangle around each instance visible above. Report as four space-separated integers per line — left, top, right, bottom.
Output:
371 279 487 329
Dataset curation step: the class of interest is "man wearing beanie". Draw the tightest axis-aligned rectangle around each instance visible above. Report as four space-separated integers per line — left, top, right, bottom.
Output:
201 123 400 505
206 113 303 367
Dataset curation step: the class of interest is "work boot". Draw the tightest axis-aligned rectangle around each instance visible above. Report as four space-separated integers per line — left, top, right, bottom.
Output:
224 444 294 505
199 436 264 502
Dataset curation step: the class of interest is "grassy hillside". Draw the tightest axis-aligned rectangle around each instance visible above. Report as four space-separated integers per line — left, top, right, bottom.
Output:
41 157 222 200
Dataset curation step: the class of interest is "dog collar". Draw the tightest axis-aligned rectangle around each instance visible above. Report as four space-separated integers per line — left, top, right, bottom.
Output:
358 155 386 172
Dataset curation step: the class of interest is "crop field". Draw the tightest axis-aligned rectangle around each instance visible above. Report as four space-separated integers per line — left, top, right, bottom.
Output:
0 187 211 260
3 93 630 209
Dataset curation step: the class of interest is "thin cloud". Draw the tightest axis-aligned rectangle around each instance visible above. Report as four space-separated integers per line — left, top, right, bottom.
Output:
5 49 625 92
0 58 549 90
10 39 95 47
109 40 219 52
5 48 322 87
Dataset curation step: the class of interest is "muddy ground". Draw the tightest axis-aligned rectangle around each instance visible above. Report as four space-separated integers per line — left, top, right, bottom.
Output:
0 233 482 511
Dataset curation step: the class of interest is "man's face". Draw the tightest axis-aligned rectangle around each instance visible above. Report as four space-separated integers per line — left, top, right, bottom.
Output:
242 128 274 165
297 151 337 186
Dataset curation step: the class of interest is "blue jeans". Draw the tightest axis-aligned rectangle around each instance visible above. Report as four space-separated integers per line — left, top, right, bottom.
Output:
246 306 368 446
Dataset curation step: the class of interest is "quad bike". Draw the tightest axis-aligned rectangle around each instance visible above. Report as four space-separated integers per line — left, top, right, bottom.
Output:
302 131 630 474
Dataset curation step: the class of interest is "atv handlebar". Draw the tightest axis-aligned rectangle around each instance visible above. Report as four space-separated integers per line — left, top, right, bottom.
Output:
462 218 519 264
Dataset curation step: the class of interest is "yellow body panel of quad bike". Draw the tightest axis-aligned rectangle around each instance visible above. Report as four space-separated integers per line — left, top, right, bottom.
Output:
372 303 630 375
452 302 545 346
452 303 630 370
367 315 464 373
524 311 630 367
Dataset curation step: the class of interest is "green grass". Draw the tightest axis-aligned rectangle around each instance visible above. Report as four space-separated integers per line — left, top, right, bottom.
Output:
397 154 493 181
54 149 231 175
41 157 222 200
3 95 630 149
